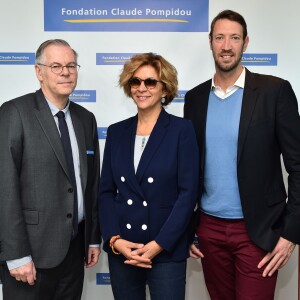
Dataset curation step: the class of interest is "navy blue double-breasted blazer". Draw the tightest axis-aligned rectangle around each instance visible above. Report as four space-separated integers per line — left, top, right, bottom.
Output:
99 109 199 262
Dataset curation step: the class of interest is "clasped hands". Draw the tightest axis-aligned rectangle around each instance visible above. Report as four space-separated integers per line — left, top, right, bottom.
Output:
113 239 163 268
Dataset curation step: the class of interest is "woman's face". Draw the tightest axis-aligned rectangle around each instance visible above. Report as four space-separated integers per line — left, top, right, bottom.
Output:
130 65 166 112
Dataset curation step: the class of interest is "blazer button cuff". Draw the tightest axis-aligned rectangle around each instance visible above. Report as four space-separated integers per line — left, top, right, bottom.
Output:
67 213 73 218
68 188 73 193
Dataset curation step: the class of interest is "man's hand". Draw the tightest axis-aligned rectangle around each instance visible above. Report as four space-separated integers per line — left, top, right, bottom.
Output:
85 247 101 268
189 243 204 259
10 261 36 285
258 236 295 277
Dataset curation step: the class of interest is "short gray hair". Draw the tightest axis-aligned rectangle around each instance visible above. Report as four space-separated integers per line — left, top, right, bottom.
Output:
35 39 78 64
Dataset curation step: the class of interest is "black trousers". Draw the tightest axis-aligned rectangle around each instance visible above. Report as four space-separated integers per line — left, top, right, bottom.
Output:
0 224 85 300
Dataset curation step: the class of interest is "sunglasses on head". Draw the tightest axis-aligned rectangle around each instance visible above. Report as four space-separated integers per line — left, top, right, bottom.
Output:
129 77 163 89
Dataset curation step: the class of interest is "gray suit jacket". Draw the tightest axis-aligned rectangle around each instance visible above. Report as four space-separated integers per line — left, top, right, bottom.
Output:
0 89 101 268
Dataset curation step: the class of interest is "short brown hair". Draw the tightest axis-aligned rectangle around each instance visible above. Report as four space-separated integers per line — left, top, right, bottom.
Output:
119 53 178 106
210 10 248 41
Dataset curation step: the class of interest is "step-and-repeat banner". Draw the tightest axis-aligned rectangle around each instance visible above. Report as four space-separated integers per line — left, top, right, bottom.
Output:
1 0 299 299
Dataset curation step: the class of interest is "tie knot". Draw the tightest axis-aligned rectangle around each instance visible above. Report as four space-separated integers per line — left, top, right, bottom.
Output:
56 111 65 119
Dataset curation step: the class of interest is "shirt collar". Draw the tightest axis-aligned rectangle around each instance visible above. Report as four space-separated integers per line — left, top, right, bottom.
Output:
211 67 246 90
211 68 246 99
45 98 70 117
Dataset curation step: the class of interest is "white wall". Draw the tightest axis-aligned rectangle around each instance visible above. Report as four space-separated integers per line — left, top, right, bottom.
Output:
1 0 299 299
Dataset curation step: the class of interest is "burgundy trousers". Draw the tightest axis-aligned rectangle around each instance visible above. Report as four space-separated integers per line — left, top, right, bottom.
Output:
196 212 277 300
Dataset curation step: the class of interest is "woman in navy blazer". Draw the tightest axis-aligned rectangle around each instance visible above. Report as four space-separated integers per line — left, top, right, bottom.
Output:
99 53 199 300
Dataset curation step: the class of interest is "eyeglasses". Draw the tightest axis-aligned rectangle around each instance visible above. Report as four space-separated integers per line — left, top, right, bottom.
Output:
37 63 80 74
129 77 163 89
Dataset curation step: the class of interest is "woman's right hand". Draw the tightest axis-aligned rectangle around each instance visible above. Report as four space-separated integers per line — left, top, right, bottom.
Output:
114 239 152 268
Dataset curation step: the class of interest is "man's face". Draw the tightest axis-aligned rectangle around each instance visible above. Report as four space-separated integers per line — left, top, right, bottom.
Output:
35 44 78 103
210 19 249 73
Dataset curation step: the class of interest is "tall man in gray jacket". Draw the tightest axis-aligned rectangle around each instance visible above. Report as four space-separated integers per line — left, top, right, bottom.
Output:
0 39 101 300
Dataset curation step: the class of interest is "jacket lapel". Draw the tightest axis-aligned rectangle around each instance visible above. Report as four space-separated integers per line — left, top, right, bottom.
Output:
120 116 145 199
194 80 211 172
135 109 169 183
33 90 71 181
237 69 258 163
69 103 88 191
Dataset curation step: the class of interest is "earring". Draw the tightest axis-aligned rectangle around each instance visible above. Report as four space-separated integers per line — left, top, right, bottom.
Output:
161 97 165 104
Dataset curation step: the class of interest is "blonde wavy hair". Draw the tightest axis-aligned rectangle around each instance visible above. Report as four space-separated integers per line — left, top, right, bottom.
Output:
119 53 178 106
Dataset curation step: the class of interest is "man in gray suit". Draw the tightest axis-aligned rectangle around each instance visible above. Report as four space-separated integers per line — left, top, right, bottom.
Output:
0 39 101 299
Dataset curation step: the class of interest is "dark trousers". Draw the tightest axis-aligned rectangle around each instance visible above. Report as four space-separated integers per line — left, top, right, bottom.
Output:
197 212 277 300
1 224 85 300
108 254 187 300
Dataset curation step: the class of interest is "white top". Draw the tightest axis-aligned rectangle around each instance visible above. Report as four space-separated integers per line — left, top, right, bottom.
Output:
134 135 150 172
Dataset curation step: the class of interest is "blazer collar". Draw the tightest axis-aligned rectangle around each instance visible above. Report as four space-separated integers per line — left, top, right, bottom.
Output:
197 69 258 166
117 116 145 199
33 90 87 186
121 108 170 198
33 90 71 181
193 80 211 171
69 102 88 190
135 108 170 183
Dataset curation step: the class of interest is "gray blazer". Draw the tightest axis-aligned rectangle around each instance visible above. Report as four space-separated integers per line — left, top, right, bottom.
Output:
0 89 101 268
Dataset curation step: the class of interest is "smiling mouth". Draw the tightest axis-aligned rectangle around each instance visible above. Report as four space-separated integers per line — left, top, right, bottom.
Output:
137 96 149 100
220 52 234 58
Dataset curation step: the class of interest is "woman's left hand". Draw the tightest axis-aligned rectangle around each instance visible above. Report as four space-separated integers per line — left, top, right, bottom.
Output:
124 241 163 267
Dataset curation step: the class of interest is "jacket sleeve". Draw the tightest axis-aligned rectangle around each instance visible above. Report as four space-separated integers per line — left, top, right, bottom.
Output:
154 121 199 252
98 126 121 247
0 101 32 261
88 113 101 245
276 80 300 244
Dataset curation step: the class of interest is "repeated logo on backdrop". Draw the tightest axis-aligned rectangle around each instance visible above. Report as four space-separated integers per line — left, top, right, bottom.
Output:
1 1 278 146
242 54 277 66
70 90 97 102
96 53 136 65
173 90 186 103
98 127 108 140
44 0 209 32
0 53 35 65
96 273 111 285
